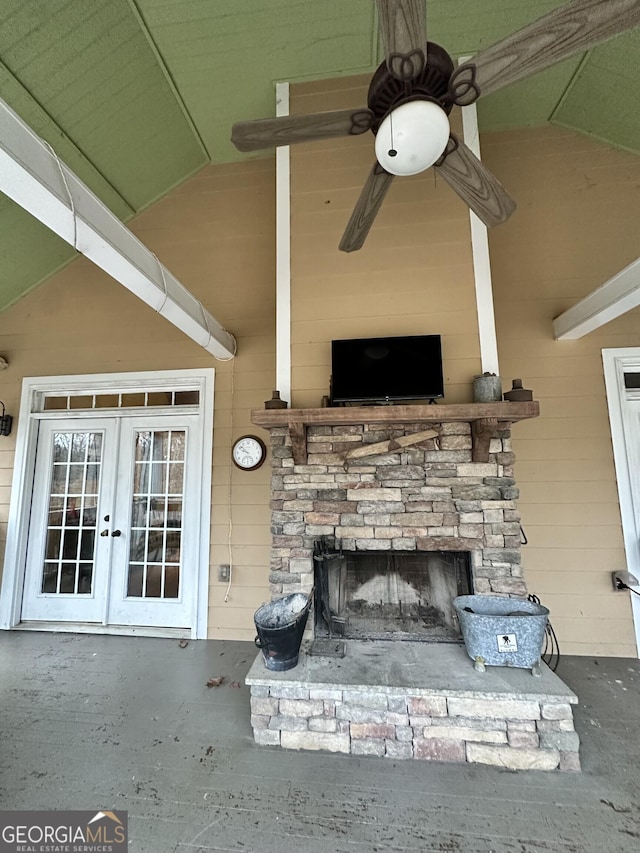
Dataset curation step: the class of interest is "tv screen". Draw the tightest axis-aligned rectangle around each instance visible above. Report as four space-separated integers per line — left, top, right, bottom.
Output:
330 335 444 404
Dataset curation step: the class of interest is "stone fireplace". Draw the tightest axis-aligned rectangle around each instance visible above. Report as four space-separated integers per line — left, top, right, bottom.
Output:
245 403 581 771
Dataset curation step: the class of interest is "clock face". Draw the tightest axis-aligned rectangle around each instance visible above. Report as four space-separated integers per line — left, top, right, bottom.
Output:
232 435 266 471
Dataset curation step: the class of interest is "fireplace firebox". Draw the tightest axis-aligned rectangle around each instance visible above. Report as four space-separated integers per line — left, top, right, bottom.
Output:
313 537 472 642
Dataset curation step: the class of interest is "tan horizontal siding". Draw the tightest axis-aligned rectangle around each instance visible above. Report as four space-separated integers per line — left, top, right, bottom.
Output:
0 159 276 636
521 502 622 527
526 565 627 593
485 124 640 656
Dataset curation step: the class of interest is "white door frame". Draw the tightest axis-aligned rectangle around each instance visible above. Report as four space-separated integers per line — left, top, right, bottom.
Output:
603 348 640 655
0 369 214 638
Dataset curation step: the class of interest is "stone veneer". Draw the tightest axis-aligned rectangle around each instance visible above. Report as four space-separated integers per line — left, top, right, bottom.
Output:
246 643 581 772
268 420 527 600
248 408 582 770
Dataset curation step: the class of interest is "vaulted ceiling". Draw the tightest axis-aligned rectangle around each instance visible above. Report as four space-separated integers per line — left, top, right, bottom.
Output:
0 0 638 311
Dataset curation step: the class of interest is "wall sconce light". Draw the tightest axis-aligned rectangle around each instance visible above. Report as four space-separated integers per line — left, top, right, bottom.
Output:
0 401 13 436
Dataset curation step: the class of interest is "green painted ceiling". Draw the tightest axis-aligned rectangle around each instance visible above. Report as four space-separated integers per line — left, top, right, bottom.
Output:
0 0 638 310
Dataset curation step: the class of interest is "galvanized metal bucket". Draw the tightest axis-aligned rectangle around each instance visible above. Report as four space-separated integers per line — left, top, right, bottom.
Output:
454 594 549 676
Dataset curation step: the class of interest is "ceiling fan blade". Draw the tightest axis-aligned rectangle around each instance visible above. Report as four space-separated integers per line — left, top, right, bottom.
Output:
376 0 427 79
435 137 516 228
339 164 395 253
231 108 374 152
459 0 640 100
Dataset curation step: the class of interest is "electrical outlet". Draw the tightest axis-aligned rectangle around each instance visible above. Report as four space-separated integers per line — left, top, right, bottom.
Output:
218 564 230 582
612 570 639 590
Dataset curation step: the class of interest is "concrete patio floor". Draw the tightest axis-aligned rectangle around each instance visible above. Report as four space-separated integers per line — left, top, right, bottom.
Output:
0 631 639 853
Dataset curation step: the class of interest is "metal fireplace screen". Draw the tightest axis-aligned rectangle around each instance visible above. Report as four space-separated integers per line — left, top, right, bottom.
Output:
313 537 472 642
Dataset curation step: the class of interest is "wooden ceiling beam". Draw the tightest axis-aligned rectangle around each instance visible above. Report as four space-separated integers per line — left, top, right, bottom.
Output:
0 97 236 360
553 257 640 340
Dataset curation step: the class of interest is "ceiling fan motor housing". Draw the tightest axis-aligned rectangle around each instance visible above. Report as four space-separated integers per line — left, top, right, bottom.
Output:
368 41 455 133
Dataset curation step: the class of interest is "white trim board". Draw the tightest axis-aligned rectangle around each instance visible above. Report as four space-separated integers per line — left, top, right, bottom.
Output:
602 348 640 656
275 81 292 405
554 257 640 340
459 57 500 376
0 369 214 639
0 97 236 360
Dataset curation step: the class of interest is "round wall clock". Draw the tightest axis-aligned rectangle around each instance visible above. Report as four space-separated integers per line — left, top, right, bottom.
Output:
231 435 267 471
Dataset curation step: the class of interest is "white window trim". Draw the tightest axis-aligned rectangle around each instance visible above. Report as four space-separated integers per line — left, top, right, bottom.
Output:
0 369 214 638
602 348 640 655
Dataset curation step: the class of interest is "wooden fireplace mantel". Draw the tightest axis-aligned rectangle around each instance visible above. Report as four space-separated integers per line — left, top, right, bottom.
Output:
251 401 539 464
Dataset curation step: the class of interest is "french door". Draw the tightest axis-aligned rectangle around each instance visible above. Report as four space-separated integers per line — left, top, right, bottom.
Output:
22 413 199 630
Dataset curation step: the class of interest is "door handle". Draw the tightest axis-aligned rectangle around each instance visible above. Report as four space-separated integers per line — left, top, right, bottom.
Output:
111 529 122 537
100 529 109 537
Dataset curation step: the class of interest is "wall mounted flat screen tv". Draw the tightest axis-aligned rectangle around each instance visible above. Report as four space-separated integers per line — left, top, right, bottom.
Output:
330 335 444 405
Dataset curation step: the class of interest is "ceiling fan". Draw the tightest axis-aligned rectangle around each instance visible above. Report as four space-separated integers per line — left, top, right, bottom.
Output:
232 0 640 252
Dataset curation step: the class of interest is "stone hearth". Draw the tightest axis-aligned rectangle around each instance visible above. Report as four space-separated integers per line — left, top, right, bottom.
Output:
245 641 580 771
246 403 581 770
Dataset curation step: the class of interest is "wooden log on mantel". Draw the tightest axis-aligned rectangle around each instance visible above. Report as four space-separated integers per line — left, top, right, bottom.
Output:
343 428 439 463
252 402 539 427
250 402 539 466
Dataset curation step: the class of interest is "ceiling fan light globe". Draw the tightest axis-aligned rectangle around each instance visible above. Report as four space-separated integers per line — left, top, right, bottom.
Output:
375 101 450 177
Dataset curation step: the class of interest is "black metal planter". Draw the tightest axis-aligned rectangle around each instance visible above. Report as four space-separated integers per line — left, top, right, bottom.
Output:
254 592 312 671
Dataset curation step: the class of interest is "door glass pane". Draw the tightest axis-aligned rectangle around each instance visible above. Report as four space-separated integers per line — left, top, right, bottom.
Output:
70 433 88 462
82 497 98 526
133 462 149 493
85 464 100 493
147 392 172 406
128 429 185 600
53 433 71 462
69 396 94 410
135 431 152 462
149 494 166 526
45 528 61 559
94 394 119 409
131 496 149 528
150 462 167 496
41 431 102 595
174 390 199 406
44 396 68 412
67 465 85 494
122 393 145 408
152 431 169 461
51 465 68 493
59 563 76 593
168 464 183 494
64 497 81 526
